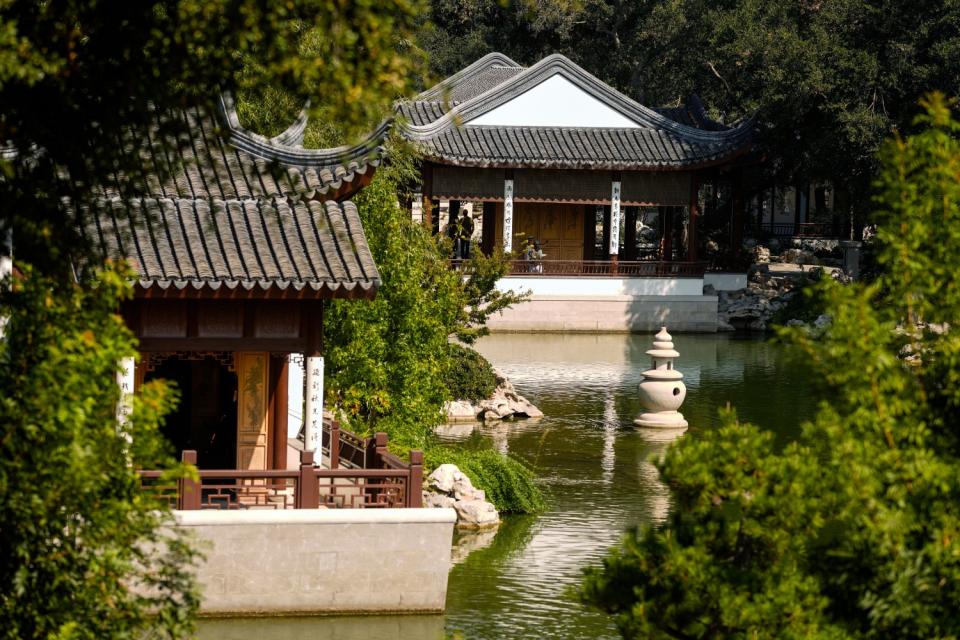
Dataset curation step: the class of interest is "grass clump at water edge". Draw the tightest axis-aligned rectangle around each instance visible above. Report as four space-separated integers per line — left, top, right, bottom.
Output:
425 447 546 515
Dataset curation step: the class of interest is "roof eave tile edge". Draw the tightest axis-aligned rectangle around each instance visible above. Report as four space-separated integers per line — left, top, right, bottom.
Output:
416 139 756 172
217 92 392 169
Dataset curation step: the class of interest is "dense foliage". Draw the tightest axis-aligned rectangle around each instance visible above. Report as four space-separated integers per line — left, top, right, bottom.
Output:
0 2 425 637
581 94 960 638
445 343 498 403
426 447 544 514
0 265 197 640
323 140 525 437
419 0 960 222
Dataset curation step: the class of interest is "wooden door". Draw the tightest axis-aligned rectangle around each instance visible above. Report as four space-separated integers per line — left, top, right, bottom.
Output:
560 205 584 260
235 352 269 470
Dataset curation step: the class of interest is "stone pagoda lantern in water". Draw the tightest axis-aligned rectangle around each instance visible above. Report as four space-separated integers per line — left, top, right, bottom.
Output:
635 327 688 429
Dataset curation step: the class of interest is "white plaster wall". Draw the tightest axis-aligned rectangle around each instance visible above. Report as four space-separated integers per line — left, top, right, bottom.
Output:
486 295 718 333
703 273 747 291
498 276 704 297
468 74 640 128
174 509 457 615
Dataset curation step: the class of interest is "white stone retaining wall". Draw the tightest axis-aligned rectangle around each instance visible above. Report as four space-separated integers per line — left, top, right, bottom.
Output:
703 272 748 291
174 508 456 616
498 275 705 297
485 294 719 333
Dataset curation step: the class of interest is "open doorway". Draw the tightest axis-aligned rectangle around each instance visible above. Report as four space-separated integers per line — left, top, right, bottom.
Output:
146 354 238 469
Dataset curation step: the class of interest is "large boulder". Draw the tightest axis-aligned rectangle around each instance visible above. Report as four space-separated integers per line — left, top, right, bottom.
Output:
423 464 500 529
428 464 465 494
444 400 479 421
453 499 500 528
781 248 819 265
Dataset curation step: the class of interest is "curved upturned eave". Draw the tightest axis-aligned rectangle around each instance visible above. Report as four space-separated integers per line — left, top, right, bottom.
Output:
413 52 521 103
217 93 391 169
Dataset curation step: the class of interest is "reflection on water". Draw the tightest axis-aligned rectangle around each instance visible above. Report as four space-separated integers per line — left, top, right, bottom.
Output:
443 333 813 640
197 614 445 640
199 333 813 640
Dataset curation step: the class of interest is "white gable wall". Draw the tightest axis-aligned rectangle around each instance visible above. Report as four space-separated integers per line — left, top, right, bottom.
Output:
467 74 641 128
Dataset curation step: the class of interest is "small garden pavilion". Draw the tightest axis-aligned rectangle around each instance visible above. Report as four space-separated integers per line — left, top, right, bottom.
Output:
398 53 756 331
400 53 755 271
88 95 386 480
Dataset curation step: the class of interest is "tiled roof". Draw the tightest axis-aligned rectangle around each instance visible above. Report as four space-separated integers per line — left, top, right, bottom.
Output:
653 95 729 132
84 94 385 298
89 198 379 296
399 53 754 170
101 95 388 203
416 124 752 170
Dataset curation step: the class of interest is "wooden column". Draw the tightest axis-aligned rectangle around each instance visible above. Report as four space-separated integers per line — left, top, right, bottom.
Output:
624 207 638 261
448 200 460 240
269 356 288 471
481 201 496 255
793 184 802 233
770 187 776 228
421 163 434 230
179 450 201 510
688 175 700 262
730 171 744 261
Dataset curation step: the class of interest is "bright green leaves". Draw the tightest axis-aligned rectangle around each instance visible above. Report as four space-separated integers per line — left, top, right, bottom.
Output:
0 263 196 640
582 100 960 639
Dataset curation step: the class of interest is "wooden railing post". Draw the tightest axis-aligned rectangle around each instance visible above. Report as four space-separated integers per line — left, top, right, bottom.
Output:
179 450 201 510
297 449 319 509
330 421 341 470
407 450 424 508
374 432 388 466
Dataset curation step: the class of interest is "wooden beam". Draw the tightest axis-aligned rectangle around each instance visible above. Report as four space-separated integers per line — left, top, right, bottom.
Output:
421 162 434 230
688 175 700 262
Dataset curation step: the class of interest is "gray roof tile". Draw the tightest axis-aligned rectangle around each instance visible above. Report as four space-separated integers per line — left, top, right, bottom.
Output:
84 96 384 297
399 54 755 170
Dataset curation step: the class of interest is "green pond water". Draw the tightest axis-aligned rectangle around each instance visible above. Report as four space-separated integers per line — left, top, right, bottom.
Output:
199 333 815 640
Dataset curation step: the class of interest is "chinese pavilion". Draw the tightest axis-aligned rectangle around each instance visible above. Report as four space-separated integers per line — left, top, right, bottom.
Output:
88 94 384 471
397 53 757 331
399 52 755 270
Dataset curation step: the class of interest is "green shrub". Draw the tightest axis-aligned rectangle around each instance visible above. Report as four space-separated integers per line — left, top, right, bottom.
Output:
444 343 497 402
425 447 546 514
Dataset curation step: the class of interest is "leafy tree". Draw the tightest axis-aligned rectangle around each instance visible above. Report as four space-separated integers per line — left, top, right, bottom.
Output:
0 1 424 637
323 139 524 447
0 264 199 640
581 93 960 639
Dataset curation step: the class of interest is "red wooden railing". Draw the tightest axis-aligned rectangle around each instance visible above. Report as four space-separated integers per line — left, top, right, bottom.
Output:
139 426 424 510
450 259 709 277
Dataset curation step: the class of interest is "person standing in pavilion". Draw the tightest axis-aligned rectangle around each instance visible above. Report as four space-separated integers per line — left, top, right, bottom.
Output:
458 208 475 259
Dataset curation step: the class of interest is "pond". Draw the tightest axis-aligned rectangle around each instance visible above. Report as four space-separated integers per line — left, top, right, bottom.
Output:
199 332 815 640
